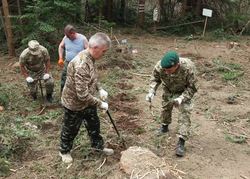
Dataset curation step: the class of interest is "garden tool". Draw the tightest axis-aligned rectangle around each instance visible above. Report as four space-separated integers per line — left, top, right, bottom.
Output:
106 110 126 148
37 79 46 115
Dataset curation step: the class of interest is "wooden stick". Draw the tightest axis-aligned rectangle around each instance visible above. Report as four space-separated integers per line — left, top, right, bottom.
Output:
202 17 208 37
96 158 106 170
113 35 120 45
240 175 249 179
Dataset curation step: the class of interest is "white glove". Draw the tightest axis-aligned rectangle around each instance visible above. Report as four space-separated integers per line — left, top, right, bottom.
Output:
146 92 154 102
99 89 108 101
174 96 184 106
26 76 34 83
43 73 50 80
100 101 108 111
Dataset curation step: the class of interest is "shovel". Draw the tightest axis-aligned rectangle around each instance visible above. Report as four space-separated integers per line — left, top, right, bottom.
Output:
106 110 126 148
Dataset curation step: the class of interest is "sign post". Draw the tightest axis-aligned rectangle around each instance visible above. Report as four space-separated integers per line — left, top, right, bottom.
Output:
202 8 213 37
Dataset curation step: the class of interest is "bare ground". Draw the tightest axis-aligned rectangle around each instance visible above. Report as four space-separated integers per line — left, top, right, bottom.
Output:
0 34 250 179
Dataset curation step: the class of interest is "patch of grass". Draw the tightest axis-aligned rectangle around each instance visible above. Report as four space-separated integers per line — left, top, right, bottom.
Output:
0 158 10 177
206 29 240 41
225 134 247 144
30 162 47 173
134 127 146 135
223 71 244 80
212 58 244 81
101 68 128 96
0 92 9 107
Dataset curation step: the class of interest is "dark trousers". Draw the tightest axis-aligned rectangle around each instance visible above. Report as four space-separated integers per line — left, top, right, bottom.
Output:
60 106 104 154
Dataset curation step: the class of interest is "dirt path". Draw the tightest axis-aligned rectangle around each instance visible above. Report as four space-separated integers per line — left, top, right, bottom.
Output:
127 35 250 179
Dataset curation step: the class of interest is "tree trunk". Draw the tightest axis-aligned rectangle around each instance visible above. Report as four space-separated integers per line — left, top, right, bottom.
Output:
104 0 113 21
2 0 16 57
85 0 90 22
137 0 145 27
17 0 24 37
182 0 187 16
194 0 202 16
120 0 126 23
0 9 7 39
158 0 165 22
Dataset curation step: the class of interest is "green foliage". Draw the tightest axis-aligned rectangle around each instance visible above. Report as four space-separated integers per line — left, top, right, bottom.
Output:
16 0 82 58
225 134 247 144
211 28 240 41
212 58 244 81
101 68 127 96
0 158 10 177
0 92 9 107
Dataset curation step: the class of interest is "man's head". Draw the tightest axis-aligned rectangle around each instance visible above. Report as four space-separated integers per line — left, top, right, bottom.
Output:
28 40 40 55
161 51 180 74
88 32 111 60
64 24 77 40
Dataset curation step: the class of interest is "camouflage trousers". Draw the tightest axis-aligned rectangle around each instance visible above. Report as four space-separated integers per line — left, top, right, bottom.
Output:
161 93 193 141
60 61 69 92
27 77 54 96
60 106 104 154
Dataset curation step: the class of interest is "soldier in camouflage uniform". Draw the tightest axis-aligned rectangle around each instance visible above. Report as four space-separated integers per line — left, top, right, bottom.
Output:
19 40 54 102
59 32 113 164
146 51 197 157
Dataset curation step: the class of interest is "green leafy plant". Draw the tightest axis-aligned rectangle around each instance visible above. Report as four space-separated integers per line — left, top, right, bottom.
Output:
212 58 244 81
0 158 10 177
225 134 247 144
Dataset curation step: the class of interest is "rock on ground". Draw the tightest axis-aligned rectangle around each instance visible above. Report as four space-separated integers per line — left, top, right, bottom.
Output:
120 146 175 179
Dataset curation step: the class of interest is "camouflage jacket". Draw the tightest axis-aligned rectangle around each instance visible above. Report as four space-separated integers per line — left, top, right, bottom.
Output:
19 45 50 78
149 58 198 101
61 50 102 111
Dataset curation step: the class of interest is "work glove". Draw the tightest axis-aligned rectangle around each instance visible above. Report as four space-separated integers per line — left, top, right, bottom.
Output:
26 76 34 83
100 101 108 112
146 91 154 102
173 96 184 106
99 89 108 101
58 58 64 67
43 73 50 80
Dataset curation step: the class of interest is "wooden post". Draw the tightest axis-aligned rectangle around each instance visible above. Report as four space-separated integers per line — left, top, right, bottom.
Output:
2 0 16 57
110 27 113 39
202 16 208 37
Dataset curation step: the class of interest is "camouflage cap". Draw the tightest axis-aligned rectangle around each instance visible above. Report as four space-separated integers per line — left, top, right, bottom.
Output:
161 51 179 69
28 40 40 55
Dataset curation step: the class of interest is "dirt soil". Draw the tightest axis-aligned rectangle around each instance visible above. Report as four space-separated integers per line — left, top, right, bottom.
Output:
0 34 250 179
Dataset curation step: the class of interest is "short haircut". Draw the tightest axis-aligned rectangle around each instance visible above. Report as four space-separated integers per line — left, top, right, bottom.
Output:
89 32 111 48
64 24 76 34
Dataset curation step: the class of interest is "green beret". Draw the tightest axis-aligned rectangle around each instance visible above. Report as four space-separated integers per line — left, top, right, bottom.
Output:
161 51 179 68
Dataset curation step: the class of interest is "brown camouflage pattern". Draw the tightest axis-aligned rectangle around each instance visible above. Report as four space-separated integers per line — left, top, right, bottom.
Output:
149 57 198 140
61 50 102 111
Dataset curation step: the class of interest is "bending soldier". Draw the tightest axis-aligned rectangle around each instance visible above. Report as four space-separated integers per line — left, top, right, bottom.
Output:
146 51 198 157
19 40 54 102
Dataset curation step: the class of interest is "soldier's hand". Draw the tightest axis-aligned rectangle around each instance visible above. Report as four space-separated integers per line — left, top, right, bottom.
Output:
173 96 184 107
26 76 34 83
99 89 108 101
58 58 64 67
146 92 154 102
100 101 108 112
43 73 50 80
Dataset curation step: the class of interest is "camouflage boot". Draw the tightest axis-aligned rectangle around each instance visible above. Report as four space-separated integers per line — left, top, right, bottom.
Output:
176 138 185 157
